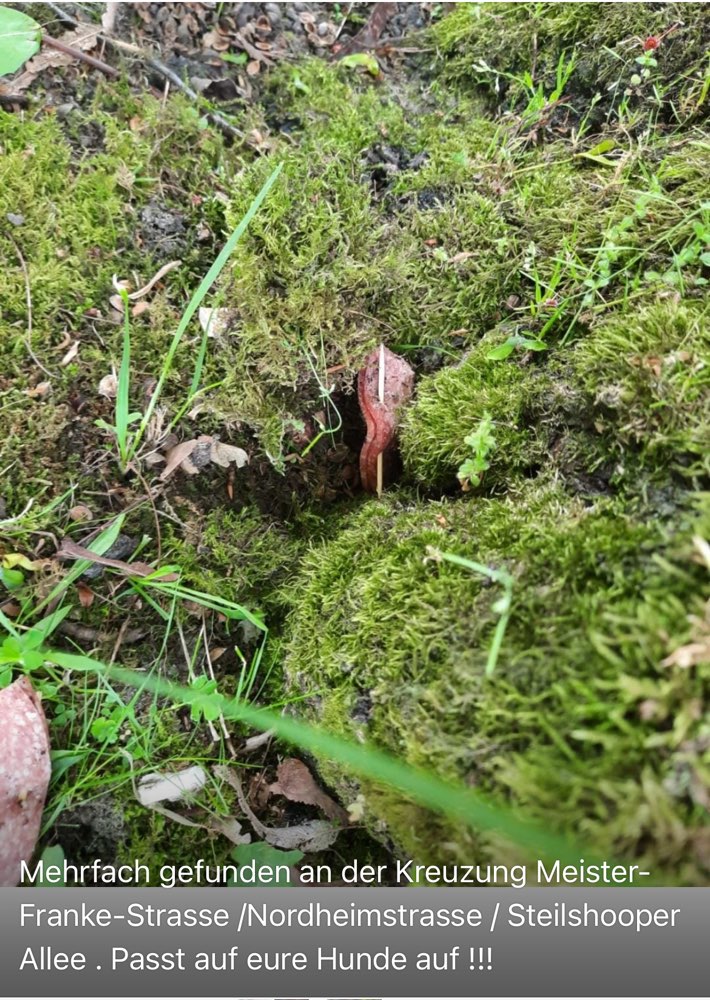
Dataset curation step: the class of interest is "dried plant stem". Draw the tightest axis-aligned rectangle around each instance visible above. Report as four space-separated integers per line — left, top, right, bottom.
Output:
43 33 119 77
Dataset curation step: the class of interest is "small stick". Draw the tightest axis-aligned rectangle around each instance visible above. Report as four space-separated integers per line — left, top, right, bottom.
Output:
42 33 120 78
377 342 385 497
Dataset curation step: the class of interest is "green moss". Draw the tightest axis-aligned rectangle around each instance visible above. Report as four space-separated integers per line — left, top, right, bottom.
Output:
400 333 546 488
0 89 245 509
208 61 523 457
168 503 304 620
432 2 710 129
401 296 708 495
570 301 710 482
282 479 709 880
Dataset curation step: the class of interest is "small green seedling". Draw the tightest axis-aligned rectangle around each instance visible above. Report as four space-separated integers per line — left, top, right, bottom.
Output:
457 412 496 490
486 333 546 360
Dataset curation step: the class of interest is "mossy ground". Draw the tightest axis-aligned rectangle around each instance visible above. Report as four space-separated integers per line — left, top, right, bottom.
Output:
0 3 708 882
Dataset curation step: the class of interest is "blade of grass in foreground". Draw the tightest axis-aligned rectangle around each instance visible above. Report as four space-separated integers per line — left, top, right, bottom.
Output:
50 654 590 866
135 162 284 451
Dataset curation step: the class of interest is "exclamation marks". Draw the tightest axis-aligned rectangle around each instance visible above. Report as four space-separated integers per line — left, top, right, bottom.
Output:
470 946 493 970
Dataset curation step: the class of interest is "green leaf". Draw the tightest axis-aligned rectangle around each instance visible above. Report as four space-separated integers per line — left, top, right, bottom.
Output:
229 842 304 885
0 7 41 77
339 52 380 76
520 337 547 351
0 566 24 590
485 341 515 360
220 51 248 65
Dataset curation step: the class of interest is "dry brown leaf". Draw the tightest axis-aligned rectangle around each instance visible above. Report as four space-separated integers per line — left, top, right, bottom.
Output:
68 504 93 522
197 307 234 338
246 59 261 76
25 382 51 399
160 439 199 480
137 766 207 807
131 300 150 318
209 440 248 469
0 677 51 886
97 372 117 399
215 765 339 853
57 537 177 580
76 582 95 608
269 758 349 825
661 640 710 669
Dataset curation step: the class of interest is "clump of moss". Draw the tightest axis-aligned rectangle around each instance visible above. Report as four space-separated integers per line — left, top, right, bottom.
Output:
0 88 244 511
569 301 710 483
401 298 709 495
168 503 304 620
281 478 709 880
400 333 547 488
432 2 710 130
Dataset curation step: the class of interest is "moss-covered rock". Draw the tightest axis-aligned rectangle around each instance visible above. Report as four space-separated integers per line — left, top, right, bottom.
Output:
400 333 547 488
402 299 709 492
282 478 709 880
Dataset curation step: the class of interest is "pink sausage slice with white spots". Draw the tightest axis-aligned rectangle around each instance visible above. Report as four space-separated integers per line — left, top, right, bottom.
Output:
0 677 51 886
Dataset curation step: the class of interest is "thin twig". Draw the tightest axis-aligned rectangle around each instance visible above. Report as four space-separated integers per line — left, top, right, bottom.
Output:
43 33 120 78
200 620 236 755
10 238 54 378
148 56 244 141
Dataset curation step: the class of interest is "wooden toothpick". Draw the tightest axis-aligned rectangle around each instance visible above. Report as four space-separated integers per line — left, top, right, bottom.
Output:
377 342 385 496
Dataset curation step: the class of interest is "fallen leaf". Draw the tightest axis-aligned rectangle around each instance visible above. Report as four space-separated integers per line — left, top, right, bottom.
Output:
25 381 50 398
3 25 101 95
197 307 234 338
60 340 79 367
246 59 260 76
269 758 349 825
97 372 117 399
661 640 710 669
56 537 177 580
131 301 150 318
160 439 199 480
209 440 248 469
0 677 51 886
76 582 94 608
68 504 93 522
161 435 248 478
215 765 340 853
447 251 476 264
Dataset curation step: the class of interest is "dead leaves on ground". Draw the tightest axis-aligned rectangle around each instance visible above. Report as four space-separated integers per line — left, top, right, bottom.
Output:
269 757 349 825
159 435 248 480
215 759 348 854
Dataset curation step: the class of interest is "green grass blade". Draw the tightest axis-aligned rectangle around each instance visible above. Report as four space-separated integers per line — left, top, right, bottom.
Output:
32 514 126 617
57 657 588 865
135 162 284 450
